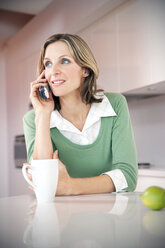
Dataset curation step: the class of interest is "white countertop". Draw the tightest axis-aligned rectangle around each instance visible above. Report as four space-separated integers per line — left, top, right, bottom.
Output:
138 167 165 177
0 193 165 248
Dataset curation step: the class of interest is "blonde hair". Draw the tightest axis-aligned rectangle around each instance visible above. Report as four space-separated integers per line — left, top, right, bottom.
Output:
38 33 103 110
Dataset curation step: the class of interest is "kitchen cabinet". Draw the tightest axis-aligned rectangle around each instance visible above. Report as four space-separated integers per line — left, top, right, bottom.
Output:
118 0 165 93
117 0 152 92
147 1 165 85
80 0 165 94
80 11 120 93
135 168 165 192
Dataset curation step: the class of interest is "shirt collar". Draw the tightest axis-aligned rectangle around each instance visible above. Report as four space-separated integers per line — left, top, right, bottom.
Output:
50 93 116 131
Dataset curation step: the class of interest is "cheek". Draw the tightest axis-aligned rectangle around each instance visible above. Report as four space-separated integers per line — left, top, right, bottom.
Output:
69 67 83 79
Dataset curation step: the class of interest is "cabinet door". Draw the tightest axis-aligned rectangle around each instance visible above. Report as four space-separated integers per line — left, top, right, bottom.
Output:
117 0 152 93
118 0 165 93
147 0 165 84
80 12 120 93
80 0 165 94
135 176 165 192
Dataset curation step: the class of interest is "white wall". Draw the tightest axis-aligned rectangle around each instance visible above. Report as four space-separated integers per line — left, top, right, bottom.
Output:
0 46 8 197
127 95 165 169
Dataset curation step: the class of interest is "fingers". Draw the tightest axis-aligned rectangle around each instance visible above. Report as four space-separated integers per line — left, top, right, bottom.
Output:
38 70 45 80
29 71 55 112
53 150 65 170
23 163 34 192
27 172 32 181
30 79 47 98
23 163 33 181
28 186 35 192
23 163 30 166
29 70 48 99
53 150 58 159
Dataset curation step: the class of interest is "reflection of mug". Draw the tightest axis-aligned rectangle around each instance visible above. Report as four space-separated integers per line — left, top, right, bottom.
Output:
22 159 59 203
23 203 60 248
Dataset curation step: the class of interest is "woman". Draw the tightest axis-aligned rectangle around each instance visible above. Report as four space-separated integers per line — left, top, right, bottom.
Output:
23 33 137 195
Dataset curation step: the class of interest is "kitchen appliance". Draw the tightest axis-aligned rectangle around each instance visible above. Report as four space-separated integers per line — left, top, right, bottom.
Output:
14 135 27 168
138 163 151 169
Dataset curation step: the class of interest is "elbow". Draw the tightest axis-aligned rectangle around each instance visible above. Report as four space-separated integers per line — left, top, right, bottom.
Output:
123 166 138 192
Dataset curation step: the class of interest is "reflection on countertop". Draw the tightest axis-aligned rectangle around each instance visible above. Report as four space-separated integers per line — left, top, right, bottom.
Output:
0 193 165 248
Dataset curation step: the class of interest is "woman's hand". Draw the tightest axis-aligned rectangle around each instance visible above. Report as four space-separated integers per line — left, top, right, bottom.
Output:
23 163 35 192
29 70 54 114
24 155 74 196
53 151 74 196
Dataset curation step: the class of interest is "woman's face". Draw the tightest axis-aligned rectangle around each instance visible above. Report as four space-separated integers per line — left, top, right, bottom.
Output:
44 41 88 98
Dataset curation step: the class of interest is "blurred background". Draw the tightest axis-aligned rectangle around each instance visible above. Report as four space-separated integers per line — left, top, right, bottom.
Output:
0 0 165 197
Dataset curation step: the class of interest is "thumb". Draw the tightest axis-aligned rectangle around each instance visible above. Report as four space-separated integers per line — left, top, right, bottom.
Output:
53 150 58 159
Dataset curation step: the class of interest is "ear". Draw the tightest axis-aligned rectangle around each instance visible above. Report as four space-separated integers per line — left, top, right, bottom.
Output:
82 68 89 78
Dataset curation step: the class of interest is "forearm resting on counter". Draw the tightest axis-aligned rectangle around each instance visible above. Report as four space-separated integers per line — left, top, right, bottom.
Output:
70 174 115 195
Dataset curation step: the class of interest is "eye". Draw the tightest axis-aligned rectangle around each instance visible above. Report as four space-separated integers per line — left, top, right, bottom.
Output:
44 61 52 68
61 58 70 64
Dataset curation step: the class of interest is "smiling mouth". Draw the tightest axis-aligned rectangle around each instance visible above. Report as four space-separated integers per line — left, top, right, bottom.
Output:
51 80 65 86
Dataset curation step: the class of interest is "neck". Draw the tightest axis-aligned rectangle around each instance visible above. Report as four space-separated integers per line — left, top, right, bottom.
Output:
59 94 91 131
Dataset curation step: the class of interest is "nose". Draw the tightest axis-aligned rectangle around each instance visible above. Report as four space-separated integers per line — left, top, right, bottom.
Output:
51 63 61 76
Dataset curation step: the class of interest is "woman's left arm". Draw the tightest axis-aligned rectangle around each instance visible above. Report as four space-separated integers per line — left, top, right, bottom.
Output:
110 94 138 192
54 151 115 196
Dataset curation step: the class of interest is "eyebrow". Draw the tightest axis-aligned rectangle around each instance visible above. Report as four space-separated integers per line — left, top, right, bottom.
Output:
43 55 72 60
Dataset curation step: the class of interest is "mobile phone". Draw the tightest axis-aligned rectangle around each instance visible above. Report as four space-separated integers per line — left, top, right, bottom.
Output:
39 81 50 99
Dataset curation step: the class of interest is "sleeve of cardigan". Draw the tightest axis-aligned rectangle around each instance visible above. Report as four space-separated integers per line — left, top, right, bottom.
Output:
23 110 36 163
108 93 138 192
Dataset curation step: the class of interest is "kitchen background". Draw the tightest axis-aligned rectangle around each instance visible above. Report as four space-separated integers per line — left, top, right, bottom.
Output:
0 0 165 197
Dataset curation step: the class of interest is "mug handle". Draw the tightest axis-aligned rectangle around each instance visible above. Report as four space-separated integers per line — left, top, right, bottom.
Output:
22 164 35 188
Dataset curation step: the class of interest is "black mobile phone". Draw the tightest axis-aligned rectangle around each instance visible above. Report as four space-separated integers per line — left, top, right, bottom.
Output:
39 81 50 99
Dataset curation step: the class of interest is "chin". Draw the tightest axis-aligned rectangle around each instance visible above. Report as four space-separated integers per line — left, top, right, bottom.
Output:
52 90 67 98
52 87 80 98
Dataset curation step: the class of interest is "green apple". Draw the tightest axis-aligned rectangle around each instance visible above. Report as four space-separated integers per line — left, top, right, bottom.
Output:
141 186 165 210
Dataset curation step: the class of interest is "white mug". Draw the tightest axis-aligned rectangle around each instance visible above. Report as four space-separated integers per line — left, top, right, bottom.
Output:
22 159 59 203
